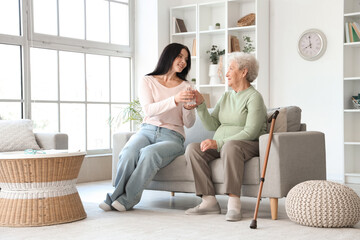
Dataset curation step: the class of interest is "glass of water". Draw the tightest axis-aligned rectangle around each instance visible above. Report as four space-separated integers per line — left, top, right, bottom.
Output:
186 86 196 105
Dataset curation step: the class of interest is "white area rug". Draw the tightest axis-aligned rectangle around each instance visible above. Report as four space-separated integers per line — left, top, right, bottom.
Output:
1 181 359 240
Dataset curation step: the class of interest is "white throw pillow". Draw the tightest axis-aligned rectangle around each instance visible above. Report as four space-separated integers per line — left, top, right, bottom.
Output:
0 119 40 152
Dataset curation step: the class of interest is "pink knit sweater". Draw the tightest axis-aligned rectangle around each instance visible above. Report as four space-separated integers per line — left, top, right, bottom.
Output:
139 75 196 138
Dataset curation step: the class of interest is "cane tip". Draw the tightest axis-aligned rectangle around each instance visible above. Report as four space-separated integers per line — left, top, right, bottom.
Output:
250 219 257 229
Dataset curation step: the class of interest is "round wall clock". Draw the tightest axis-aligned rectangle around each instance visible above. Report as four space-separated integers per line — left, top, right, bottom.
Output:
297 29 327 61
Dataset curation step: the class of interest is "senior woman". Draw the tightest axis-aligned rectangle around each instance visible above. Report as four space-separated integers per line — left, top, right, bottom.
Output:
184 52 267 222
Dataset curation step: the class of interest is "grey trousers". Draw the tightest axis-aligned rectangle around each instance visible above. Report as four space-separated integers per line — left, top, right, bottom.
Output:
185 140 259 197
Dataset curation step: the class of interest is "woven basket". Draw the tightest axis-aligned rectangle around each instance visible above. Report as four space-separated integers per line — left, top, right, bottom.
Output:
0 154 86 227
237 13 256 27
285 180 360 228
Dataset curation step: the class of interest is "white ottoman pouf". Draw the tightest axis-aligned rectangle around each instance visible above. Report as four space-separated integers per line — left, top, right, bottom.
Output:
285 180 360 228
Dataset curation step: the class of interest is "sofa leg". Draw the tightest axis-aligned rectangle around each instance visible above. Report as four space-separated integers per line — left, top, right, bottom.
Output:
270 198 278 220
171 192 175 197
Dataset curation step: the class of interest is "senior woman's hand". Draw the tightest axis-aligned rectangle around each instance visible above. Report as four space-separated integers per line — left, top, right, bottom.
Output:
200 139 217 152
183 90 205 110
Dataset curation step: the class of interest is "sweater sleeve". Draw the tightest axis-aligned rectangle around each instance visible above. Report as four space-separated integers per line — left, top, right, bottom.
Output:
196 95 222 131
216 92 266 150
182 106 196 128
139 76 177 117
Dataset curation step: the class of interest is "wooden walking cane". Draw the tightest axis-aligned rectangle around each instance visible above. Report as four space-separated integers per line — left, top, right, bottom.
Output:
250 110 279 229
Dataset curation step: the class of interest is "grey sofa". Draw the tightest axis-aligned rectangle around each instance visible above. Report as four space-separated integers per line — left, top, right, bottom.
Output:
35 133 68 150
112 106 326 219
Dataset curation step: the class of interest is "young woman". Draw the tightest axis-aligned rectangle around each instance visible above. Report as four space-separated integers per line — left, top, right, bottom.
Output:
99 43 196 212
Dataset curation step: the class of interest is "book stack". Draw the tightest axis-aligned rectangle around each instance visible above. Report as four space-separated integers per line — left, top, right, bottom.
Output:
345 22 360 43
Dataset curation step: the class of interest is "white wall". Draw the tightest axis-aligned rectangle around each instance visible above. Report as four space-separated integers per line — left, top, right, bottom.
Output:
137 0 345 182
269 0 344 181
134 0 176 96
134 0 159 94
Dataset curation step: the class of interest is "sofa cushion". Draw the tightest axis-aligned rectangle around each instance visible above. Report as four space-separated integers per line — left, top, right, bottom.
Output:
0 119 40 152
153 155 260 185
153 155 194 182
267 106 302 132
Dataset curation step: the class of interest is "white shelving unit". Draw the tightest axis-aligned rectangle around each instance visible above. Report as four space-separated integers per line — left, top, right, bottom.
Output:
170 0 269 107
343 0 360 184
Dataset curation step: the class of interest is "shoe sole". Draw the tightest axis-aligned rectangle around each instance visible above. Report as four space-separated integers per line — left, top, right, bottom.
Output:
185 210 221 215
225 215 242 221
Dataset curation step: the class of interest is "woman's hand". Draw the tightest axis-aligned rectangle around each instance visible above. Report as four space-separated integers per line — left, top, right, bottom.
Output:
174 90 195 105
200 139 217 152
183 90 205 109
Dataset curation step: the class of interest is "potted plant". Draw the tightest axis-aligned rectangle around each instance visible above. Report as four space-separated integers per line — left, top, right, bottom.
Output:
215 23 220 29
110 98 144 130
206 45 225 85
242 36 255 53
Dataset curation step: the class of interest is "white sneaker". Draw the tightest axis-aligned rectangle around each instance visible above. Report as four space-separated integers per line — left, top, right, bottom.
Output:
99 201 111 211
225 210 242 221
185 203 221 215
111 201 126 212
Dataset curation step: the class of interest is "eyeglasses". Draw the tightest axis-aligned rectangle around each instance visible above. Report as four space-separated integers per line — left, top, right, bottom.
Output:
24 149 46 155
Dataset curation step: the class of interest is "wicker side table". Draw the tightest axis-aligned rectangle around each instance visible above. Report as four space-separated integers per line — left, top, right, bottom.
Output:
0 150 87 227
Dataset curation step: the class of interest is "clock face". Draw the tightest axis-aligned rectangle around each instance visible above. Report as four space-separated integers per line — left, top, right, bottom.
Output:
298 29 326 61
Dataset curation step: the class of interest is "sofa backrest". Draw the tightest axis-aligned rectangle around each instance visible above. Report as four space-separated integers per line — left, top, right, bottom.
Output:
184 106 303 147
184 112 215 148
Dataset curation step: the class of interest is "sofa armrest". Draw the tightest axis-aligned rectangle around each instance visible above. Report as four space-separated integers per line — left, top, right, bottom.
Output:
112 131 136 186
34 133 68 150
259 131 326 198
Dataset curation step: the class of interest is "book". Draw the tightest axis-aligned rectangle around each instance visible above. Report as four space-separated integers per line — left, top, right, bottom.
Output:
351 22 360 42
172 17 177 34
228 35 232 53
349 22 354 42
175 18 187 32
351 23 360 42
231 36 240 52
191 38 196 56
345 22 350 43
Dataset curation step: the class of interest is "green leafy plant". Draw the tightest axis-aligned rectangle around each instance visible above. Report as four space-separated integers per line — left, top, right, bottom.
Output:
206 45 225 64
110 99 144 128
242 36 255 53
122 99 143 124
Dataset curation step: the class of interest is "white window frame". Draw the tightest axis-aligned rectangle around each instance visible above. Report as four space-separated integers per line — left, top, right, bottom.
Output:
0 0 135 155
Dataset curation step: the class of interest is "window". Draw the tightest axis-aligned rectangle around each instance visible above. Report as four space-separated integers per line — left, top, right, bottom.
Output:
0 0 133 154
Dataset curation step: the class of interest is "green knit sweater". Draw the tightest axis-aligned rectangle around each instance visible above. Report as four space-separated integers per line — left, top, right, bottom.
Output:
197 86 267 151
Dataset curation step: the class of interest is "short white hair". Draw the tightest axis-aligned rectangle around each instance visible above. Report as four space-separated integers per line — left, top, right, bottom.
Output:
228 52 259 83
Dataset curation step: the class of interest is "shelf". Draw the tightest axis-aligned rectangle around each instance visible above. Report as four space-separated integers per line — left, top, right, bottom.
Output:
228 25 256 32
344 142 360 145
344 42 360 47
170 0 269 108
198 84 226 88
172 31 196 37
199 29 226 35
344 77 360 81
344 12 360 17
344 109 360 112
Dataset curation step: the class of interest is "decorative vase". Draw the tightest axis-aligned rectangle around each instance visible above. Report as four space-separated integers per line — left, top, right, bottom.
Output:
208 64 221 85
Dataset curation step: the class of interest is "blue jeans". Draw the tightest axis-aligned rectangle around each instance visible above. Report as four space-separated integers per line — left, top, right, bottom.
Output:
105 123 185 210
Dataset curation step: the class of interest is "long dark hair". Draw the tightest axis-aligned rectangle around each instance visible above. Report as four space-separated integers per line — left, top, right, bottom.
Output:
146 43 191 81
